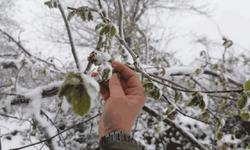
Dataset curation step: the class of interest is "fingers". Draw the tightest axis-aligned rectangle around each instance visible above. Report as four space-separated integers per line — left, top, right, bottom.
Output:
111 61 135 80
109 73 125 97
112 61 143 89
91 72 98 77
100 83 110 100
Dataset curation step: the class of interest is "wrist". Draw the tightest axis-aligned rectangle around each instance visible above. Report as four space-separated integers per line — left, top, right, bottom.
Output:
98 131 141 148
99 128 131 138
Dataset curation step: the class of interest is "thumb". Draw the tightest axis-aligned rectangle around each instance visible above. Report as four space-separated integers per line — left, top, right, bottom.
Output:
109 73 125 97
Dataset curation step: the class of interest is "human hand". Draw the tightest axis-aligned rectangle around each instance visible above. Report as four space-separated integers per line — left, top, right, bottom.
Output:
92 61 146 138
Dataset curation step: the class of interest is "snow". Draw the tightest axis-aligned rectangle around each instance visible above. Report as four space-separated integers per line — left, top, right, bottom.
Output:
221 134 242 144
97 61 112 81
82 74 100 112
0 56 24 69
93 50 111 65
0 95 15 113
61 97 70 112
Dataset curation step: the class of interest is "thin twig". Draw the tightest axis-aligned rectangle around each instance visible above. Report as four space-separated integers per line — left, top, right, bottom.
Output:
115 34 138 61
148 73 188 90
58 1 80 70
149 75 243 94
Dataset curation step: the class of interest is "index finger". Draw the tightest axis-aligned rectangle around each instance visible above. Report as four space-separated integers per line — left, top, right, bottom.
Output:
111 61 142 88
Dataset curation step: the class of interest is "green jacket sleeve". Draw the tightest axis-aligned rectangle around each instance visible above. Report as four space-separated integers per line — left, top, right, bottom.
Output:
95 141 142 150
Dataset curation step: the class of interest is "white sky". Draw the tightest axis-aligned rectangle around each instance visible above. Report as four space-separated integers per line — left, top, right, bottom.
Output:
12 0 250 66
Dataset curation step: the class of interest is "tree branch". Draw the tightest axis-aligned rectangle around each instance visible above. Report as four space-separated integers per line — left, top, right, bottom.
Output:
58 1 80 70
115 34 138 61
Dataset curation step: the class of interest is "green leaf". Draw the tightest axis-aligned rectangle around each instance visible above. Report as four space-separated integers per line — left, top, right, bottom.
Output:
199 99 206 111
80 11 86 21
216 132 224 140
151 57 157 63
174 90 182 103
185 95 198 107
98 41 105 49
195 68 202 75
67 11 76 21
53 2 57 8
237 92 249 110
244 79 250 91
240 112 250 121
110 25 116 37
71 84 90 116
231 134 235 140
57 72 91 116
185 92 204 109
160 68 166 76
100 25 111 36
143 82 162 100
95 23 106 31
231 126 238 133
44 1 52 8
201 111 210 122
165 104 176 115
44 1 57 9
200 50 206 57
88 11 93 21
143 82 155 92
213 64 218 71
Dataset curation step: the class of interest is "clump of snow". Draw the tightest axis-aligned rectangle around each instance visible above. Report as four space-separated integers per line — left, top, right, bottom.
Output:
61 97 70 112
97 61 112 81
0 57 24 70
82 74 100 111
90 50 111 66
220 134 242 144
0 95 16 113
